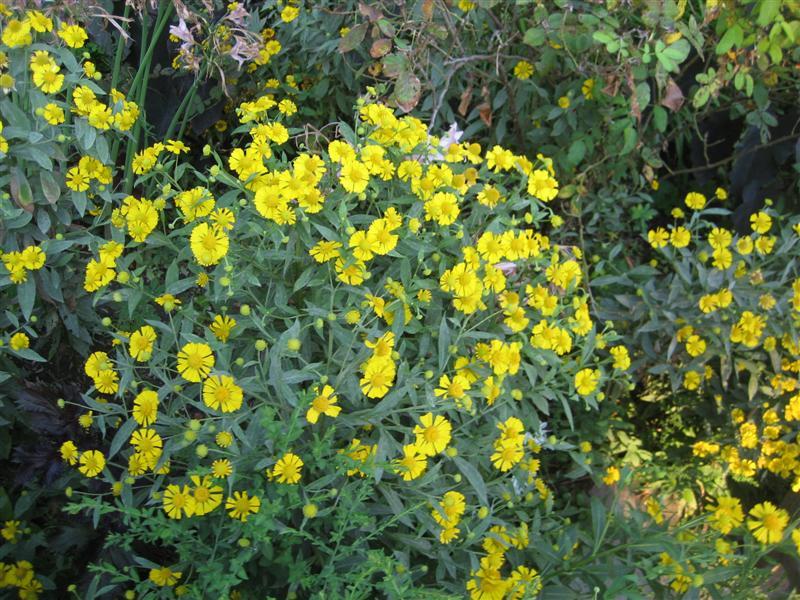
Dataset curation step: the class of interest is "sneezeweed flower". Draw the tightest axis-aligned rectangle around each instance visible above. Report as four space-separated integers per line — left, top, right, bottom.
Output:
58 23 89 48
176 342 215 382
602 465 620 485
684 191 707 210
574 368 600 395
225 491 260 521
191 475 223 516
309 240 342 263
190 222 229 266
271 452 303 484
747 501 788 545
708 496 743 534
513 60 533 80
60 440 79 465
750 211 772 234
212 459 233 478
132 389 159 426
306 384 341 424
413 413 452 456
9 332 30 351
78 450 106 477
128 325 157 361
209 314 236 342
527 169 558 202
202 375 244 412
1 520 22 543
155 294 182 311
394 444 427 481
162 484 196 519
215 431 234 448
149 566 182 587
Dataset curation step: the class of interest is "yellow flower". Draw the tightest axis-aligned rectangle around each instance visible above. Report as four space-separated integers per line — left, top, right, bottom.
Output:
129 325 157 362
747 501 788 545
575 368 600 395
602 465 620 485
557 95 570 109
708 496 744 534
149 567 182 587
163 484 195 519
394 444 427 481
190 222 229 266
527 169 559 202
176 342 215 382
271 452 303 484
132 389 159 426
202 375 244 412
749 211 772 234
2 19 32 48
413 413 452 456
209 314 236 342
513 60 534 80
9 332 30 351
78 450 106 477
60 440 79 465
225 490 260 521
32 64 63 94
58 23 88 48
191 475 223 516
306 384 341 424
684 191 707 210
212 459 233 478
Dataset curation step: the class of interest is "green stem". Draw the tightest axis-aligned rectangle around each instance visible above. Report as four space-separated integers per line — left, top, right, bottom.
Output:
123 2 174 195
164 73 200 142
109 4 131 94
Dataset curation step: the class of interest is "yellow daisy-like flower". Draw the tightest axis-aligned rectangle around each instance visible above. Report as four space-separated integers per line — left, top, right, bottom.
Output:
574 368 600 395
60 440 79 465
225 490 260 521
202 374 244 412
162 484 196 519
413 413 452 456
78 450 105 477
132 389 159 426
190 222 229 266
57 23 88 48
271 452 303 484
209 314 236 342
306 384 341 424
190 475 223 516
527 169 558 202
176 342 215 382
128 325 157 362
747 501 788 545
212 458 233 478
149 567 182 587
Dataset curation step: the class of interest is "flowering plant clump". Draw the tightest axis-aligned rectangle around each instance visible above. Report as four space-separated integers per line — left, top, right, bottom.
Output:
50 85 643 596
1 2 800 599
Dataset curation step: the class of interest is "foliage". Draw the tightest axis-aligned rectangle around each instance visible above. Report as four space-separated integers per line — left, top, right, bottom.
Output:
0 1 799 599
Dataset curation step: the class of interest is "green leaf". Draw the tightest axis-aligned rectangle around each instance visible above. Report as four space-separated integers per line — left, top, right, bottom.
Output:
716 24 743 54
567 139 586 166
394 70 421 112
338 23 367 53
621 125 637 154
453 457 488 506
17 276 36 320
109 418 138 459
523 27 546 46
40 171 61 204
591 496 607 552
653 106 667 132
